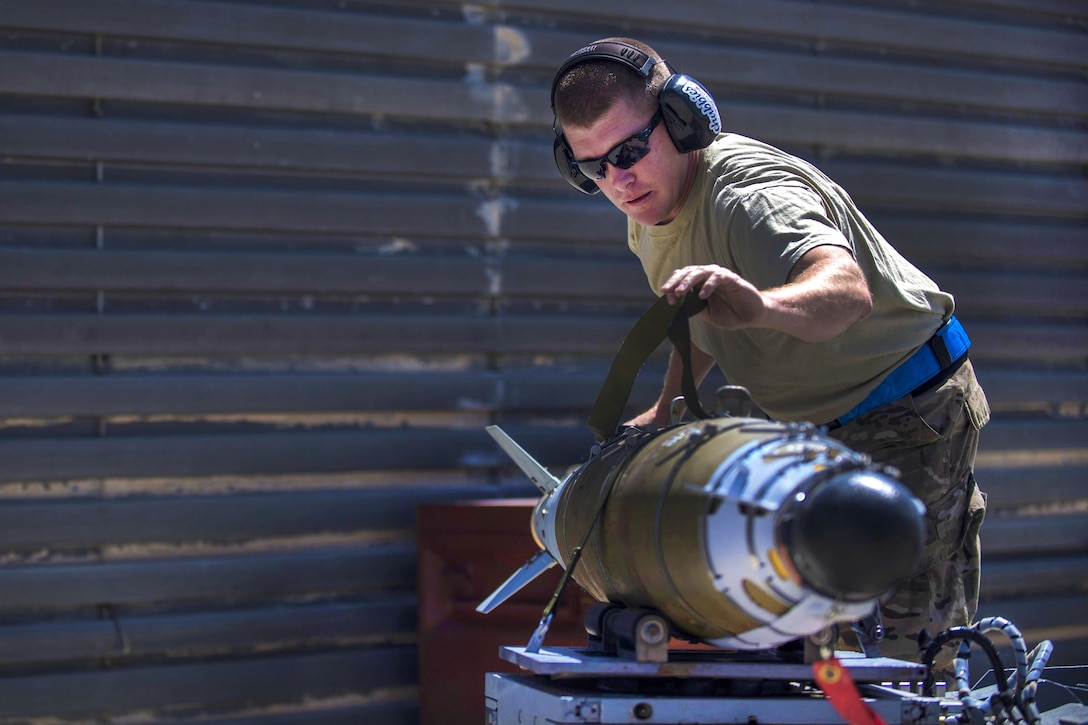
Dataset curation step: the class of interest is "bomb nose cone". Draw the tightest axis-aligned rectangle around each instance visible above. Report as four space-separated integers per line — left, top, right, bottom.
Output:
784 471 925 602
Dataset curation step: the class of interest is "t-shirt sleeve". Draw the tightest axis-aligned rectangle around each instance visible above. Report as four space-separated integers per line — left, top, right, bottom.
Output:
723 183 853 288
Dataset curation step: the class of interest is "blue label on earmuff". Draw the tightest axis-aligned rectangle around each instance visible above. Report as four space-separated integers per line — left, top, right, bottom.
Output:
676 77 721 134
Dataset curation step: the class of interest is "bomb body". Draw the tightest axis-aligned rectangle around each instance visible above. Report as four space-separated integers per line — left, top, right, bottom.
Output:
481 417 926 651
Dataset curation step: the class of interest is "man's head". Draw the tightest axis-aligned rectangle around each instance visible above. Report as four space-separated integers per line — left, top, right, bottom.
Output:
550 38 721 225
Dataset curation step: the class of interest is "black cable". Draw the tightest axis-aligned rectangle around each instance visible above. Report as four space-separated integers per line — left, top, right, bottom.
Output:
921 626 1009 697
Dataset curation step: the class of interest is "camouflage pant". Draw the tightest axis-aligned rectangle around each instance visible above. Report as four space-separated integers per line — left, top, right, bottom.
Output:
829 359 989 672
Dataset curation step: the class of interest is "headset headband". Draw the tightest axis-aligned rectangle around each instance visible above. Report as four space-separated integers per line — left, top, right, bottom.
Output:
549 41 661 112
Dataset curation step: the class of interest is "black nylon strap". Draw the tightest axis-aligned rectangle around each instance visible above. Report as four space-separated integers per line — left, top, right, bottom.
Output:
927 322 954 368
587 291 710 441
668 293 712 422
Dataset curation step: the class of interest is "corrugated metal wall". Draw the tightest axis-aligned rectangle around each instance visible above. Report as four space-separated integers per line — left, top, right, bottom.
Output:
0 0 1084 721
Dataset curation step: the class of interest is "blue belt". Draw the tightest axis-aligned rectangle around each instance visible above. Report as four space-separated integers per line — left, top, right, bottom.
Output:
834 315 971 427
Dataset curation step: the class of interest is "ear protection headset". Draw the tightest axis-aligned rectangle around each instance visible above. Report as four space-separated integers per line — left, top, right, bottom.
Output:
550 40 722 195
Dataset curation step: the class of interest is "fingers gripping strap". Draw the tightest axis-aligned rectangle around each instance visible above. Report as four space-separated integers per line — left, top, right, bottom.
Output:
587 292 710 441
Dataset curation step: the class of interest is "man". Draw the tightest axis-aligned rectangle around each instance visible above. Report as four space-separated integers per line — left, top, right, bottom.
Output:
551 37 989 669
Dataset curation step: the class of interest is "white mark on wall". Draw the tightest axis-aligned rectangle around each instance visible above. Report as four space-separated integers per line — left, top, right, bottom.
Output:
490 143 511 179
476 199 504 238
475 199 519 240
485 262 502 296
378 238 418 255
462 5 486 25
493 83 531 123
464 62 486 85
495 26 531 65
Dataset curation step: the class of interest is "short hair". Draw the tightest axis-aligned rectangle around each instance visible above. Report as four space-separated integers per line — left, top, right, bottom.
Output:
553 37 670 129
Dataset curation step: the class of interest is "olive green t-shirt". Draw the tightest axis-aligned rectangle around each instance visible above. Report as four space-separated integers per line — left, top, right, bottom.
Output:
629 133 953 424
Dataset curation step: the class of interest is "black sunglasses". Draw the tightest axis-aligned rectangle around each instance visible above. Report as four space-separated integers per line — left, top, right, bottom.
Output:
572 110 662 181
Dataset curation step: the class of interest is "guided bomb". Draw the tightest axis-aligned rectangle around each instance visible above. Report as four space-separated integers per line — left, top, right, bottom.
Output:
477 415 926 652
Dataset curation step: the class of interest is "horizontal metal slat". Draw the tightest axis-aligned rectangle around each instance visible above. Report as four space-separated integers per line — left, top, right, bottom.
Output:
0 363 1073 420
506 169 1088 238
0 367 651 419
0 486 498 551
934 269 1088 317
0 248 653 302
0 415 1080 486
0 50 533 123
963 320 1088 366
1 102 1080 175
0 314 496 355
0 233 1080 320
981 512 1088 557
976 369 1088 407
0 312 637 356
0 311 1081 363
495 0 1088 69
667 42 1087 120
2 178 1078 270
0 180 492 237
3 0 1082 74
0 0 501 65
185 702 418 725
977 463 1088 511
0 428 489 481
980 554 1088 599
977 594 1088 639
724 103 1088 166
962 0 1087 17
0 114 499 178
0 545 416 611
1 168 1081 244
0 178 621 241
0 597 416 668
0 248 493 296
0 365 654 419
874 217 1086 267
0 371 502 417
0 646 417 720
978 417 1088 453
820 161 1088 219
975 592 1088 669
0 424 593 481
